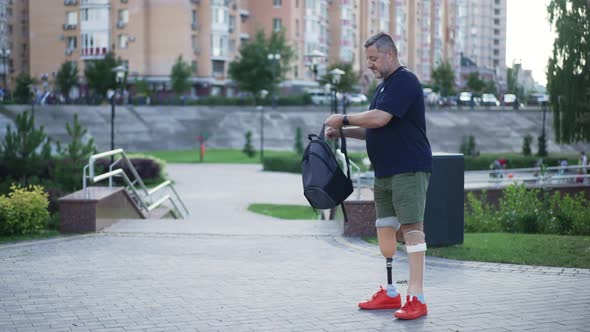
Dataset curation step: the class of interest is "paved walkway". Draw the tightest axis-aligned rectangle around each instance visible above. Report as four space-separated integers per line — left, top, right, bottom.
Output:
1 164 589 332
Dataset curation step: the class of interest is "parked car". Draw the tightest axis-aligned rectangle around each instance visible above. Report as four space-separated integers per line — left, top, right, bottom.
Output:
438 96 458 106
458 92 473 106
527 93 549 106
503 94 517 106
345 93 368 104
481 93 500 106
307 89 332 105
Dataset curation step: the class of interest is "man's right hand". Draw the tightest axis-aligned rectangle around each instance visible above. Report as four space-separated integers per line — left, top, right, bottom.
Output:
325 127 341 140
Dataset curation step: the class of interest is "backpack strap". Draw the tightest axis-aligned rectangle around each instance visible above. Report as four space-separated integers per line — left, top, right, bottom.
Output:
338 127 352 180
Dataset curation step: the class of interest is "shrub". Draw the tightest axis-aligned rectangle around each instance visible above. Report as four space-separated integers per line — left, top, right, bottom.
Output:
464 192 501 233
294 127 304 155
263 155 301 173
0 111 53 181
460 135 477 156
0 185 50 236
243 131 256 158
522 134 533 156
53 113 97 192
496 184 541 233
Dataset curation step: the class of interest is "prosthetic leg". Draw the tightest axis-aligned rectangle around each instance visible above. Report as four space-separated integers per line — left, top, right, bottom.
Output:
358 217 402 310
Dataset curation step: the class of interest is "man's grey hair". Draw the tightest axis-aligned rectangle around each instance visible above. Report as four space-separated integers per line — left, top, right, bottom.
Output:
363 32 398 54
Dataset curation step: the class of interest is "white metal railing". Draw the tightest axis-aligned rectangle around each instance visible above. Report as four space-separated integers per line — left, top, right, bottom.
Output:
465 164 590 187
83 149 189 219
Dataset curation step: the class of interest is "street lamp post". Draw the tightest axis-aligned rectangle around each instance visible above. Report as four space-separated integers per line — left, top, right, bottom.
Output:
307 50 325 82
329 68 344 115
109 65 128 163
267 53 281 109
258 89 269 163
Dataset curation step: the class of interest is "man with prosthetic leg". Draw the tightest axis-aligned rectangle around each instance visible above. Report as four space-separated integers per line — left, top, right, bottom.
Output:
324 32 432 320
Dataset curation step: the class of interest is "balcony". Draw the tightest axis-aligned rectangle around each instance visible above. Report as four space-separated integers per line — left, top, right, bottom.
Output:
191 22 200 31
65 48 74 56
190 0 200 4
117 21 127 29
121 0 128 3
64 0 78 5
239 9 249 17
63 23 77 30
193 47 201 55
81 47 109 59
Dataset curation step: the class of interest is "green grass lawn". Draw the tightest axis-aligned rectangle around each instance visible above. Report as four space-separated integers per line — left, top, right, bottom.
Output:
367 233 590 268
132 149 296 164
0 230 61 245
248 204 319 220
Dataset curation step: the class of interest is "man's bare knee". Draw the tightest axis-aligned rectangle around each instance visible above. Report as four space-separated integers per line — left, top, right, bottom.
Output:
401 223 426 248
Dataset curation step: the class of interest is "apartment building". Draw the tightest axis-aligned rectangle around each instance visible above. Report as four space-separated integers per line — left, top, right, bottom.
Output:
29 0 255 98
458 0 507 89
0 0 28 92
26 0 507 98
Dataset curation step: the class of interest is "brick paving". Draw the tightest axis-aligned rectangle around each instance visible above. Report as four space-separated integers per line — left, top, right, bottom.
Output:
1 164 589 332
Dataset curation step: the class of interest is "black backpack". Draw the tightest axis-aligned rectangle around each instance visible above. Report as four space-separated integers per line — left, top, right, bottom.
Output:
302 125 353 210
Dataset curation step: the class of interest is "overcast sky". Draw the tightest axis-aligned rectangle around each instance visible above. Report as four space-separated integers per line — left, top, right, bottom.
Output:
506 0 556 86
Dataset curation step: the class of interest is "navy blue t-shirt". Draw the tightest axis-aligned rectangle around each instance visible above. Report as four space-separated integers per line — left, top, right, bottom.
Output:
366 66 432 177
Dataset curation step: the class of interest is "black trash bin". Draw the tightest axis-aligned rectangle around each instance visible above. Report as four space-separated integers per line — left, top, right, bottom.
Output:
424 153 464 246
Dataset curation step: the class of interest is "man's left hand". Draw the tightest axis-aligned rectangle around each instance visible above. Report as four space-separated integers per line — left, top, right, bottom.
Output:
324 114 344 128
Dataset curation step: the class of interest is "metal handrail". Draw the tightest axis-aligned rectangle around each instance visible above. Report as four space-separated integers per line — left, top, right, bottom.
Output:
83 149 189 219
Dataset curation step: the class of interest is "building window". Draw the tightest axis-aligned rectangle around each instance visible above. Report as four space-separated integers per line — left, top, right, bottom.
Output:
273 18 282 32
212 60 224 75
494 18 500 25
229 38 235 52
295 19 299 37
494 29 499 35
119 34 128 49
495 0 500 4
192 35 199 51
494 9 500 15
493 49 499 56
493 59 499 66
118 9 129 24
191 60 198 74
274 0 282 7
494 39 499 45
81 9 89 21
66 11 77 25
293 65 298 78
67 36 77 49
192 10 198 24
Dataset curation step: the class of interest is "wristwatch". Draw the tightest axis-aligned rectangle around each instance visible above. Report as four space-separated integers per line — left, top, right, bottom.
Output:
342 115 350 126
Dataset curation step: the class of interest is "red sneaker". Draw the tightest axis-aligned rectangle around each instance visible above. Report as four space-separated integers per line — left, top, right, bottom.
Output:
358 286 401 310
394 296 428 320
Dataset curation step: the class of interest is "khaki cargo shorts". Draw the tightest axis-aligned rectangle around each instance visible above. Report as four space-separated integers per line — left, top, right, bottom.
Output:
374 172 430 227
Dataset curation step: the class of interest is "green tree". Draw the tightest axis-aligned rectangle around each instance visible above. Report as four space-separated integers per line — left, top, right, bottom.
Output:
13 73 35 104
135 79 150 97
431 61 456 97
228 29 295 102
466 72 486 94
537 133 548 157
84 52 118 100
170 55 192 97
484 80 497 95
319 62 358 93
0 112 52 181
547 0 590 143
242 131 256 158
506 63 525 101
54 114 97 192
55 61 78 103
294 127 304 155
522 134 533 156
